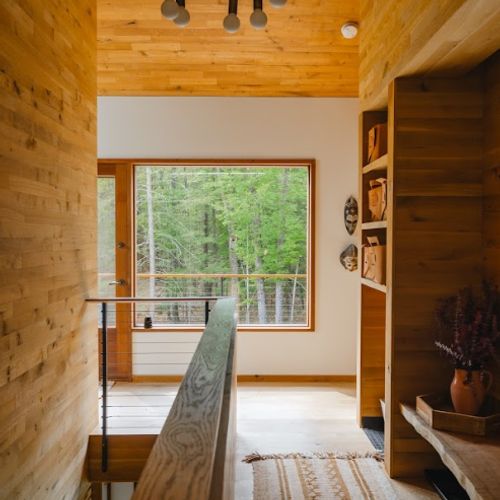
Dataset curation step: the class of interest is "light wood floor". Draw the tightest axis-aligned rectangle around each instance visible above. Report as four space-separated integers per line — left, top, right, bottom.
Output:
235 383 437 499
98 383 176 434
97 382 437 499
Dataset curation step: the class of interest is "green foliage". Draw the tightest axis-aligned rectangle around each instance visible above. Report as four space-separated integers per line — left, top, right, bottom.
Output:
135 166 307 276
99 166 309 324
97 177 116 295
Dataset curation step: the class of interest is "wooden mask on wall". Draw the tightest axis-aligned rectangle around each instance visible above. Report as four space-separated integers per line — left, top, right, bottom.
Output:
340 244 358 272
344 196 358 235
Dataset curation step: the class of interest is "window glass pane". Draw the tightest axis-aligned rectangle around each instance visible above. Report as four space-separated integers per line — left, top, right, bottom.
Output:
97 177 116 324
135 166 309 327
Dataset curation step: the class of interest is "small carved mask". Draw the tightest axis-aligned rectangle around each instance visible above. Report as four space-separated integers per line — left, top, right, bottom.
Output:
340 244 358 272
344 196 358 235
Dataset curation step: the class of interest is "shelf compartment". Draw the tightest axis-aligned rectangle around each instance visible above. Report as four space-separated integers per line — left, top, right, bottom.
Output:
362 221 387 230
362 154 388 174
360 278 387 293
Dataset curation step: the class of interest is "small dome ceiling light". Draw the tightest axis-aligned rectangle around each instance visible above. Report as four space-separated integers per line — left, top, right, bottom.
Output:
341 21 359 39
223 0 240 33
174 0 190 27
250 0 267 29
161 0 180 20
162 0 285 30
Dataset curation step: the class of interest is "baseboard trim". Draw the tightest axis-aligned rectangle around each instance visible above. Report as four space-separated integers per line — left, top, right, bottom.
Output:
237 375 356 383
132 375 184 383
132 374 356 383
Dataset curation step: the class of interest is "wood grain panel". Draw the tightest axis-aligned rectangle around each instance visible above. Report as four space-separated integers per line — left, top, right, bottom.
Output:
114 163 134 380
482 52 500 401
133 298 237 500
402 404 500 500
482 52 500 284
386 75 484 477
358 285 386 420
97 0 359 96
87 435 156 482
0 0 97 498
359 0 500 109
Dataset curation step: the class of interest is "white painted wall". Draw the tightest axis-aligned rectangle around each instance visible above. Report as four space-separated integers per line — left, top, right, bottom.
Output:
98 97 359 375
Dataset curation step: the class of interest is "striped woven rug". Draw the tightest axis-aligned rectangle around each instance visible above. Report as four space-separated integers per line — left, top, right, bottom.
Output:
244 452 396 499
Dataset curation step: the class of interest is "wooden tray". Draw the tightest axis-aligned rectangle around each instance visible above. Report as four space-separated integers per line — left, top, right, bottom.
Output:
416 392 500 436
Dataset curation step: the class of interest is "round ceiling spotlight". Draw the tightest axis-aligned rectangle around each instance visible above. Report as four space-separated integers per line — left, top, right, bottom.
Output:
269 0 287 7
223 0 240 33
174 7 190 26
162 0 286 30
250 9 267 29
341 21 359 39
174 0 190 26
223 13 240 33
161 0 180 20
250 0 267 29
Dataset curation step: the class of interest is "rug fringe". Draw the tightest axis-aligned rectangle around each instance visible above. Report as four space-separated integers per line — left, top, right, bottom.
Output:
242 451 384 463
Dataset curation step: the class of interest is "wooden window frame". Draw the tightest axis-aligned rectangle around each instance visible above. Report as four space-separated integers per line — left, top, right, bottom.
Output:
97 163 134 380
98 159 316 333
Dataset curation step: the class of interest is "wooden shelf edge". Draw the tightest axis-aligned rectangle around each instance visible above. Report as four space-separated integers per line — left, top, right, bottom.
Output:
360 278 387 293
400 403 500 500
362 154 388 174
362 221 387 230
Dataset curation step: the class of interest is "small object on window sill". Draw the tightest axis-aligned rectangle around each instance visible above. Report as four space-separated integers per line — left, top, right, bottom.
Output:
144 316 153 329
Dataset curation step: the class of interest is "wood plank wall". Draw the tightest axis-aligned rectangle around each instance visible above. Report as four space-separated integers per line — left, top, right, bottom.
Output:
387 75 484 477
359 0 500 110
482 52 500 398
97 0 359 97
483 52 500 284
0 1 97 498
358 285 386 420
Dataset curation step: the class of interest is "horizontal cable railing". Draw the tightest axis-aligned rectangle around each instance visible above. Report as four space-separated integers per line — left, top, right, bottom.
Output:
86 295 223 302
98 272 308 326
86 296 223 474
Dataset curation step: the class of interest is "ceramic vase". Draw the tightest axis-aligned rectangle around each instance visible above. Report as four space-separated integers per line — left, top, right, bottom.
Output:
450 369 493 415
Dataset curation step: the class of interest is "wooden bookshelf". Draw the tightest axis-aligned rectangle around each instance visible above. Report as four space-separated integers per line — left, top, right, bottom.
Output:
361 221 387 230
360 278 387 293
358 74 485 480
357 110 388 436
362 154 388 174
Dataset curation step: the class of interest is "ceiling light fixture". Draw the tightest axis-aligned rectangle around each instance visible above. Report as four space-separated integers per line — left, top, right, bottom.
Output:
223 0 240 33
269 0 286 7
250 0 267 29
161 0 285 31
341 21 359 39
174 0 190 27
161 0 180 20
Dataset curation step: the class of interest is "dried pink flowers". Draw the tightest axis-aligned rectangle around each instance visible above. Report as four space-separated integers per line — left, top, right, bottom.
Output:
435 282 500 370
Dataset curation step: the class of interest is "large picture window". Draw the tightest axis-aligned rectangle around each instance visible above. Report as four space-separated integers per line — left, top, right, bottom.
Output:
98 160 314 331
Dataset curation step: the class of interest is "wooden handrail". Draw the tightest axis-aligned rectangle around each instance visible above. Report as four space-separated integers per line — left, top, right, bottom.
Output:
132 297 238 500
85 296 222 303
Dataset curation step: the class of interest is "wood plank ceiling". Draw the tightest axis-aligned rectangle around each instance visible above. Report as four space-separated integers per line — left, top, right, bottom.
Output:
97 0 359 96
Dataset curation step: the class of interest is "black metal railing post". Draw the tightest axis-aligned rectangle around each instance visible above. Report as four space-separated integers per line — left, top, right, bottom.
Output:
101 302 108 472
204 300 210 325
